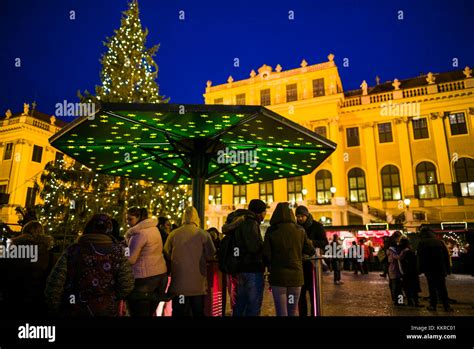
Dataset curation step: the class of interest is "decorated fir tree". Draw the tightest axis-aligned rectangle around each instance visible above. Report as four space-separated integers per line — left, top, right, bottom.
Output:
37 0 187 247
81 0 168 103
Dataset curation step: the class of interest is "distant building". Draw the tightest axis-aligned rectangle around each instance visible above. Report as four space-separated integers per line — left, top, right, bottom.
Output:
0 103 67 229
203 56 474 230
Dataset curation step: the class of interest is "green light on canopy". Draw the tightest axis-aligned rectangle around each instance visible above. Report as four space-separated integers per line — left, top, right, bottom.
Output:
49 103 336 227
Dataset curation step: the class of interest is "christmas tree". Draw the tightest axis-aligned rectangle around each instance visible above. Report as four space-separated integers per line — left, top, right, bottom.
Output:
81 0 168 103
36 0 187 247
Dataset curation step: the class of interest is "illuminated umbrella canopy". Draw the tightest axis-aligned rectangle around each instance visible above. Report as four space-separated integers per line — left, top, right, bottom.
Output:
49 103 336 224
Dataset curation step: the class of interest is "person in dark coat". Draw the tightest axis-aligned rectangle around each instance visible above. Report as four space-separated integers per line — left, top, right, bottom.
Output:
295 205 328 316
45 214 134 316
387 231 403 305
417 227 453 312
466 229 474 277
2 221 54 317
110 218 125 243
399 238 422 307
330 234 343 285
264 202 315 316
206 227 221 253
157 216 172 246
379 236 390 277
221 199 267 316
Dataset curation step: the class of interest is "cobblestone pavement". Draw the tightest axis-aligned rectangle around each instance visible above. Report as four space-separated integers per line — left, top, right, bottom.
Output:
256 272 474 316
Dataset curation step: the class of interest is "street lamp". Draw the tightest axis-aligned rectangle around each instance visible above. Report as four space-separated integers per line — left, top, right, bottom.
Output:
330 186 337 195
302 188 308 200
321 216 327 224
208 194 214 204
404 198 411 210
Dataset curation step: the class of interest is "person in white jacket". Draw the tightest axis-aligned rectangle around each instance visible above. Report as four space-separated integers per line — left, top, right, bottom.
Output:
126 207 167 316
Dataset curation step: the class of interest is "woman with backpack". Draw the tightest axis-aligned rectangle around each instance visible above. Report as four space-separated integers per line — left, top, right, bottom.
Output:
263 202 315 316
44 214 134 316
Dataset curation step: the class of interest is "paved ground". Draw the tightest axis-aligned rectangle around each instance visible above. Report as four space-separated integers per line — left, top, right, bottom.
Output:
255 272 474 316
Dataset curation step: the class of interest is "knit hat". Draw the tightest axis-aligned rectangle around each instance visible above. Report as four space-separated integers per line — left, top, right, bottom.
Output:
295 205 310 217
248 199 267 214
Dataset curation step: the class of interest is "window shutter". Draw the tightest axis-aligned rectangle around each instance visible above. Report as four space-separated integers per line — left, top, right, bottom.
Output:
452 182 462 197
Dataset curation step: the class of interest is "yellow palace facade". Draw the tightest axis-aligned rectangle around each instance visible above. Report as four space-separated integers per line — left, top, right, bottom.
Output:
203 55 474 230
1 56 473 231
0 104 66 229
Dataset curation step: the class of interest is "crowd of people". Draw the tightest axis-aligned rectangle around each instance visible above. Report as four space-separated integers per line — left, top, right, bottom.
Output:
0 199 473 317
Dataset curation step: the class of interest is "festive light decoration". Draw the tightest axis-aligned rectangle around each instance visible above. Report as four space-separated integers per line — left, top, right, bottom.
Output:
36 158 189 246
79 0 167 103
36 0 184 247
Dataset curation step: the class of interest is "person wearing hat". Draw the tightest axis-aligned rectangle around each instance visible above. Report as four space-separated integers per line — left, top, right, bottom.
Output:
221 198 267 316
295 205 329 316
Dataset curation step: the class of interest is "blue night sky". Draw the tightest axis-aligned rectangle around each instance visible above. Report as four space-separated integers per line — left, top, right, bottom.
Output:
1 0 473 122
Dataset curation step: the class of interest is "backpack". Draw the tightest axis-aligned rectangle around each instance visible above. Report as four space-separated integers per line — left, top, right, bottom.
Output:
63 243 122 316
218 231 241 274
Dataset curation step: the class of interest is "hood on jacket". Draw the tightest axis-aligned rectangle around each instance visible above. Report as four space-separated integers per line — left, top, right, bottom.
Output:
297 212 315 230
128 217 158 233
270 202 296 226
419 227 435 240
222 209 256 234
182 207 200 227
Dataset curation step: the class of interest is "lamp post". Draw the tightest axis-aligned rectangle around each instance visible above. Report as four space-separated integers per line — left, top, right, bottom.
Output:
404 198 411 210
302 188 308 201
404 198 412 223
330 186 337 196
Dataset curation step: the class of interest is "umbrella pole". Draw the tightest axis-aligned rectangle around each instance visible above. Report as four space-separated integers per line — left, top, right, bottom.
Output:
192 176 206 228
190 139 210 229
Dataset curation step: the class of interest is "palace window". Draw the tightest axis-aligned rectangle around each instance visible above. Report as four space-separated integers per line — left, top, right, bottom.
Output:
412 118 429 139
287 176 303 202
454 158 474 197
381 165 401 201
348 168 367 202
416 162 438 199
316 170 332 204
448 112 468 135
236 93 246 105
286 84 297 102
346 127 360 147
313 78 325 97
259 181 274 204
25 187 37 208
3 143 13 160
233 184 247 205
214 98 223 104
378 122 393 143
314 126 327 138
55 152 64 164
32 145 43 163
209 185 222 205
260 89 271 106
